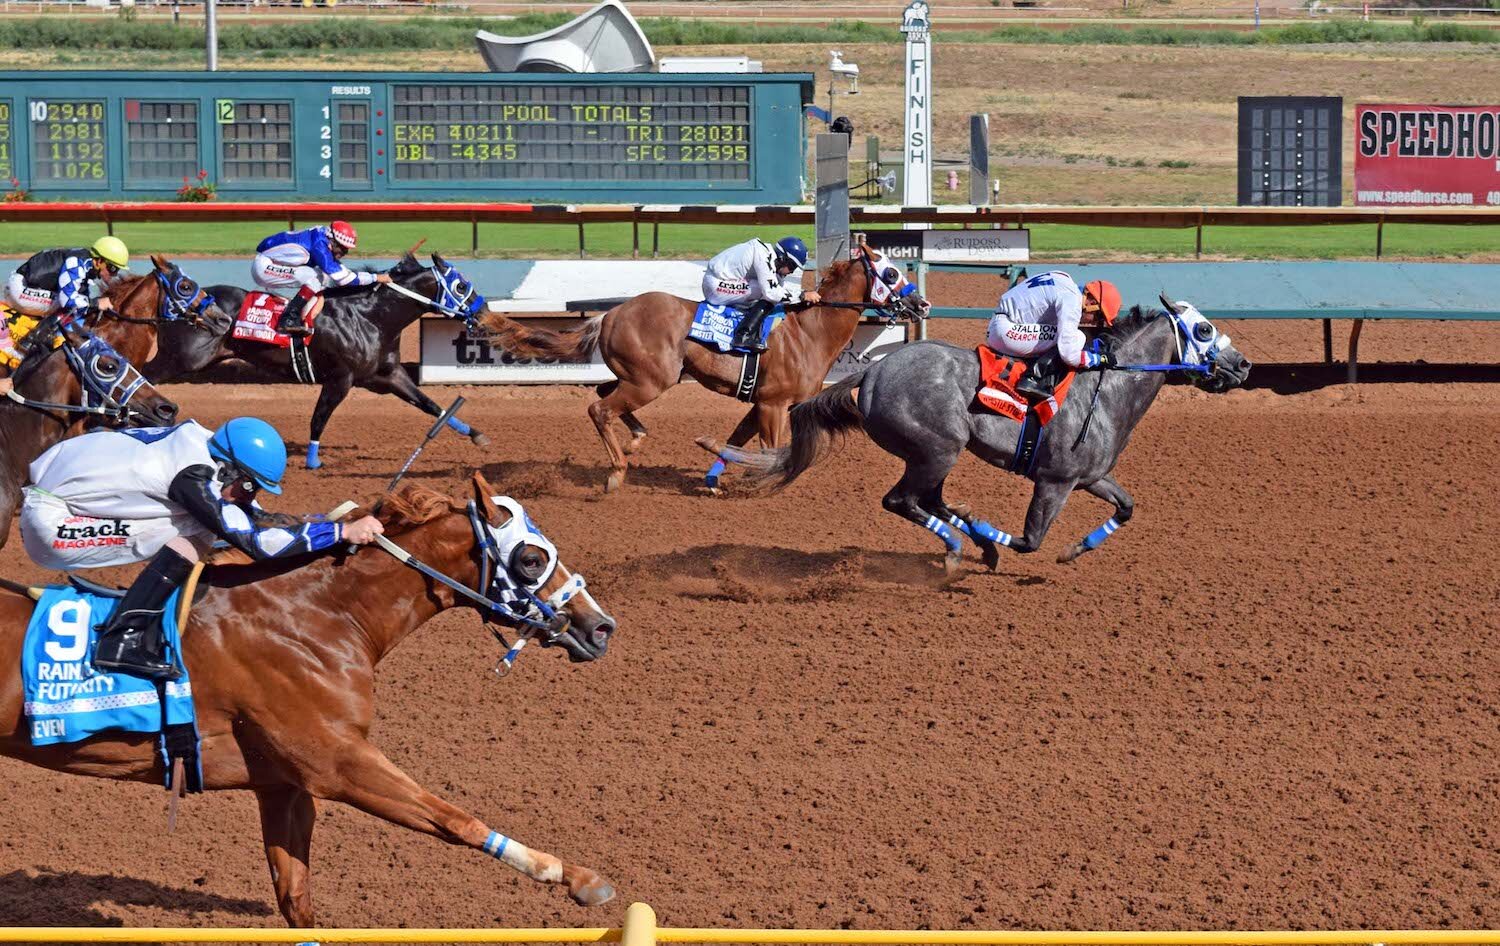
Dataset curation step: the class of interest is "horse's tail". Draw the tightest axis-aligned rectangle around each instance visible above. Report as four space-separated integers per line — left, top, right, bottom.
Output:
481 312 602 362
694 373 866 492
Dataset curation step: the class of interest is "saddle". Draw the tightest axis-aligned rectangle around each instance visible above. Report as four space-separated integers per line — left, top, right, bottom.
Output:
975 346 1077 425
231 293 317 384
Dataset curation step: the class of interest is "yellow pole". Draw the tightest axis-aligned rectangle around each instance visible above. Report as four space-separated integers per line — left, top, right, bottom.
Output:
621 904 659 946
657 934 1500 946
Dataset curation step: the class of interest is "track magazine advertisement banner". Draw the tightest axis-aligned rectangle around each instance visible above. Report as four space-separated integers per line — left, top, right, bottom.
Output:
1355 104 1500 207
420 317 909 384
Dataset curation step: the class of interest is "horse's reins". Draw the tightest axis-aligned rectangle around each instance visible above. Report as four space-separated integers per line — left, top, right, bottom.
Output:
1076 310 1216 446
379 269 481 322
4 333 151 421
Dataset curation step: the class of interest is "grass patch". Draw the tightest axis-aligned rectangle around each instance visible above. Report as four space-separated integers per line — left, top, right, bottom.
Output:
0 221 1492 262
0 15 1493 53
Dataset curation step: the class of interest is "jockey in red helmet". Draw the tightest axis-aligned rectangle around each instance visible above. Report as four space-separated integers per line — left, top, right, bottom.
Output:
986 271 1122 404
251 221 391 336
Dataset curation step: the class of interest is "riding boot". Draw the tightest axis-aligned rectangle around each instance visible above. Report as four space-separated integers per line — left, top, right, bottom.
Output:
276 291 313 336
1015 351 1066 404
730 300 775 353
91 547 194 681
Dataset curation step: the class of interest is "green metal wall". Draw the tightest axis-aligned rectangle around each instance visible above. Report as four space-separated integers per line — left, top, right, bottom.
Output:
0 71 813 203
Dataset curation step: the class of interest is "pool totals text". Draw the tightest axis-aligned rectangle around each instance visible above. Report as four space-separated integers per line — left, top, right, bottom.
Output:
388 84 752 183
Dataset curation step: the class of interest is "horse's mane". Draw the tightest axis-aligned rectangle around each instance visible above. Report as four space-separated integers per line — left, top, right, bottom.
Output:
1101 305 1166 343
325 252 422 299
377 484 463 531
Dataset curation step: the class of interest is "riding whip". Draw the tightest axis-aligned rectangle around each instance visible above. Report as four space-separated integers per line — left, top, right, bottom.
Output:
372 395 466 517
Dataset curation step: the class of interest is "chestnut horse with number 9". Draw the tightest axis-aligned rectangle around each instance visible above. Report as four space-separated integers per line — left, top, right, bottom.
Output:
0 475 619 927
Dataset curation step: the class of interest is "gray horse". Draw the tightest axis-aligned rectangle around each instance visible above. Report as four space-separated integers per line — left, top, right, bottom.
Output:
700 296 1252 575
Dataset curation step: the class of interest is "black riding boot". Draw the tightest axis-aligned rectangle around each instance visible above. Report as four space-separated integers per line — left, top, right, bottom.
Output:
1015 351 1066 404
276 293 311 336
91 547 194 681
730 301 776 353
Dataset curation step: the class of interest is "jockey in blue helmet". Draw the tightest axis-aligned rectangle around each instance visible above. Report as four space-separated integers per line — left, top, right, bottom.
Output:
701 235 822 352
20 416 384 680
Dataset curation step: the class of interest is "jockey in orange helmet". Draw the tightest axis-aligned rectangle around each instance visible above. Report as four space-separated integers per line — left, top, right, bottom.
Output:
985 272 1122 403
251 221 391 336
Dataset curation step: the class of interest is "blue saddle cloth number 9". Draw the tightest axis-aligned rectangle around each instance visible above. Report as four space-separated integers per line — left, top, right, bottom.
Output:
21 586 196 747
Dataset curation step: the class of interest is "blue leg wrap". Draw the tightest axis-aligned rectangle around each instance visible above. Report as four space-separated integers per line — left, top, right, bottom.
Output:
483 830 510 861
1082 516 1121 551
922 515 962 554
306 440 321 470
947 515 1012 547
447 415 473 437
705 457 728 488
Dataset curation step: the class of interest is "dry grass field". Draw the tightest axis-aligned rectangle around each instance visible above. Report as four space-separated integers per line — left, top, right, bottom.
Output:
11 39 1500 206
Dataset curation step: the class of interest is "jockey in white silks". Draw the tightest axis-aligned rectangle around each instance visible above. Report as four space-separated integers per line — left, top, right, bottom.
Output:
20 418 384 680
701 236 822 352
985 271 1123 402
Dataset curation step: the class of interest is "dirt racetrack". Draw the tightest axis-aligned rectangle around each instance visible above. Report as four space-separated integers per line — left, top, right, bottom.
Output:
1 311 1498 931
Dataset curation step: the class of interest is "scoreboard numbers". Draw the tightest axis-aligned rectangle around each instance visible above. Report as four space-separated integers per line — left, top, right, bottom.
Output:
29 99 107 185
390 83 752 183
0 101 12 181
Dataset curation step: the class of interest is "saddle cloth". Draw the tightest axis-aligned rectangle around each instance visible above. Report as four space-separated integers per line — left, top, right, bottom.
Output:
0 304 59 370
21 585 196 747
975 346 1076 425
231 292 308 349
688 301 784 354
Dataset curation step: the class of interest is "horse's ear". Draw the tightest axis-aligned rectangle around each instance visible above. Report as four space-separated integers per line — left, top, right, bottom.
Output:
431 251 448 268
151 254 169 272
1159 292 1181 315
471 472 506 525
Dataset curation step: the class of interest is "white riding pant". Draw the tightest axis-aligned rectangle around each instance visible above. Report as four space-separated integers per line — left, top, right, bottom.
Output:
986 309 1058 359
20 488 211 571
5 273 60 317
701 273 758 309
252 255 323 295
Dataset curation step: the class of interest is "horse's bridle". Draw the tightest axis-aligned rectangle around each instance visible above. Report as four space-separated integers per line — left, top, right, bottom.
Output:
5 329 154 422
367 499 598 678
380 263 488 327
95 268 216 329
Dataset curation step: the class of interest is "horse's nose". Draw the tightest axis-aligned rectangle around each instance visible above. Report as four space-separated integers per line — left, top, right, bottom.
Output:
155 401 179 423
1238 356 1252 372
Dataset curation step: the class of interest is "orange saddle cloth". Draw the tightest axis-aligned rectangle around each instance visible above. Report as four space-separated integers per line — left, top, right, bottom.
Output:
975 346 1076 425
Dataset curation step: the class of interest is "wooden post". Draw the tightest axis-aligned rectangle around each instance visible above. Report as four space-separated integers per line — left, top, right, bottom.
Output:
632 213 640 260
1347 318 1363 384
1195 219 1203 259
471 218 479 255
652 220 660 259
1375 217 1384 259
1322 318 1333 364
577 221 586 259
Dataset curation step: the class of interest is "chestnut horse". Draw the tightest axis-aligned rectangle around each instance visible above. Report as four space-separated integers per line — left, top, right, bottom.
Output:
484 245 927 493
0 270 193 549
0 477 618 926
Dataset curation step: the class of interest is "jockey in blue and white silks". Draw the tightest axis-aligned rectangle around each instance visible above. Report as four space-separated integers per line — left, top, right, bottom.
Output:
252 221 391 336
20 418 385 680
701 236 822 352
5 237 131 323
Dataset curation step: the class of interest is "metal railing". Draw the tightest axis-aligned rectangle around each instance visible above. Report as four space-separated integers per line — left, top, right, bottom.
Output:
0 201 1496 258
3 904 1500 945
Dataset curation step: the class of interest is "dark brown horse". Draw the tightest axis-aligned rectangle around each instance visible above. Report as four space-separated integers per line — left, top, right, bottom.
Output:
0 270 190 550
0 477 618 927
484 245 926 492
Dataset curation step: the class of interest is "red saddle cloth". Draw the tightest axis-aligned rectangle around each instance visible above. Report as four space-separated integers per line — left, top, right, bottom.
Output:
231 293 310 348
975 346 1076 425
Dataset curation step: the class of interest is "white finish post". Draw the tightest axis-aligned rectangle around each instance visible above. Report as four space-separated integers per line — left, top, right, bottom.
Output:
205 0 219 72
900 1 932 229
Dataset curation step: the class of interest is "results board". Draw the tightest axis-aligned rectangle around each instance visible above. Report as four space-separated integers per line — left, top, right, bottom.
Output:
0 71 813 202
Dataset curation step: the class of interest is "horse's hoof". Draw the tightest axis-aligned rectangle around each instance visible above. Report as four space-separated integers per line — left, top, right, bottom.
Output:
306 456 323 471
704 485 722 497
604 471 624 494
1057 545 1084 564
567 869 616 907
943 552 963 578
623 437 646 456
981 544 1001 571
470 431 491 448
